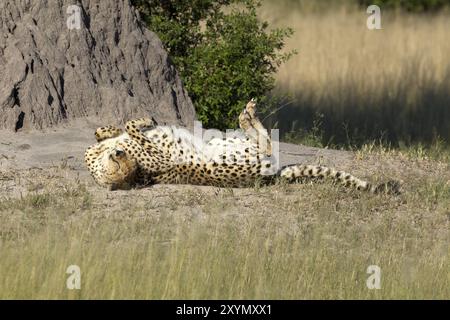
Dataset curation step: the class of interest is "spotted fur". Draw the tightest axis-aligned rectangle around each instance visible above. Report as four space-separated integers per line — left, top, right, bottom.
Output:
279 164 400 194
85 99 400 195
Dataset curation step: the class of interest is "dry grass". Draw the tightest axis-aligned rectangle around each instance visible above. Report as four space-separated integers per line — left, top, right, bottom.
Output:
0 152 449 299
260 1 450 146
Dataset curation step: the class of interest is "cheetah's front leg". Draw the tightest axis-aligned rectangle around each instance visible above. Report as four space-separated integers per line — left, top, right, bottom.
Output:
124 117 157 149
124 117 174 173
94 125 123 142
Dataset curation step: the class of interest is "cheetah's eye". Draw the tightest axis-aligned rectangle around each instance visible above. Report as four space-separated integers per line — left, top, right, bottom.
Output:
115 149 125 157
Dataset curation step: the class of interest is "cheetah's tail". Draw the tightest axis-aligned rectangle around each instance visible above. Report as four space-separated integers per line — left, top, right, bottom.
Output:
278 164 401 195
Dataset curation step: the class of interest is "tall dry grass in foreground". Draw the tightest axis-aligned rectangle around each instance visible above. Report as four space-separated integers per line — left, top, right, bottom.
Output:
260 1 450 146
0 156 449 299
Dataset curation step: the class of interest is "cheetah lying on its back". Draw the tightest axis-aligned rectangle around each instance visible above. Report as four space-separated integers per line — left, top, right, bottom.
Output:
84 99 400 194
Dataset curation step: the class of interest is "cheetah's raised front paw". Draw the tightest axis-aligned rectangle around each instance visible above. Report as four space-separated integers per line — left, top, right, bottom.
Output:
94 125 123 142
126 117 157 131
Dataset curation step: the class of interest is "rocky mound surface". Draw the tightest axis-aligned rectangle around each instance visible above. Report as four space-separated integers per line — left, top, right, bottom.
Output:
0 0 196 131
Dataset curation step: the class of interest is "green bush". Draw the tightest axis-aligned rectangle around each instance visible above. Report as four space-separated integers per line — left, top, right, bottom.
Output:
132 0 294 129
359 0 450 12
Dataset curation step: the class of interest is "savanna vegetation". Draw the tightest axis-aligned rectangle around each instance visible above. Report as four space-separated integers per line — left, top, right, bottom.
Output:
132 0 295 129
133 0 450 150
0 151 449 299
0 0 449 300
262 0 450 150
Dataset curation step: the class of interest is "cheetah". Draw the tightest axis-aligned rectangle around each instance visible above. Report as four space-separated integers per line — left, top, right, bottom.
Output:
84 99 400 194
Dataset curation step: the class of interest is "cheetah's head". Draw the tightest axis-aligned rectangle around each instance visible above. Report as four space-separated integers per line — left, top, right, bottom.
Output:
100 145 138 190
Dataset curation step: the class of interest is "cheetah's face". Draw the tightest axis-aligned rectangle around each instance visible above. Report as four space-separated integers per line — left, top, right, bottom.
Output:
100 146 138 190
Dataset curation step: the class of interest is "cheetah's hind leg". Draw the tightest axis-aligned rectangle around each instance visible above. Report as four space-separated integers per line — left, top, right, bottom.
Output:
238 98 272 156
94 125 124 142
